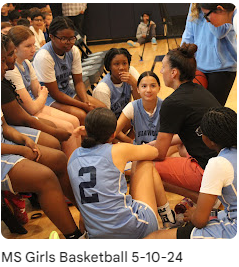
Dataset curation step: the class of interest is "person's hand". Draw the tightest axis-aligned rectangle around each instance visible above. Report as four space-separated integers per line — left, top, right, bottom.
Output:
82 102 95 112
24 137 41 161
73 126 86 138
38 86 49 98
119 72 135 86
85 100 96 109
147 140 156 146
21 146 39 161
142 35 147 38
183 206 196 222
54 129 72 142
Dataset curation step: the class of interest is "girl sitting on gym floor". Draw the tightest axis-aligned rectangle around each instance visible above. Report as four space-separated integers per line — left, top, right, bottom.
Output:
145 107 237 239
93 48 140 119
5 26 81 158
67 108 181 239
116 71 163 144
33 16 105 125
127 12 157 47
1 39 82 239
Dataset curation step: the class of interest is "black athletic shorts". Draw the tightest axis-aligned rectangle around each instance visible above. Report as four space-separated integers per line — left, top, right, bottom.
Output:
177 222 195 239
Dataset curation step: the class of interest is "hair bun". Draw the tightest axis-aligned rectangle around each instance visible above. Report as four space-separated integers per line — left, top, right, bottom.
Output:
81 136 98 148
180 43 198 58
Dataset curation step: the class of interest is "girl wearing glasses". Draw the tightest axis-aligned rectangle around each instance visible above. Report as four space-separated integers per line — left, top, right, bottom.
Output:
200 3 237 32
145 107 237 239
181 4 236 106
1 40 82 240
29 10 46 52
5 26 81 158
33 16 105 126
153 43 221 204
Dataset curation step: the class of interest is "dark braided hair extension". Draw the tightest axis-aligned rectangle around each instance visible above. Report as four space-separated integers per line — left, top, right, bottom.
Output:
2 78 23 104
1 34 23 104
200 107 237 149
1 33 11 51
82 108 117 148
104 48 132 72
1 34 6 52
49 16 76 36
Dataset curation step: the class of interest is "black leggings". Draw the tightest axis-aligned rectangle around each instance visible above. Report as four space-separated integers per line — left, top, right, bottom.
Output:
177 222 195 239
137 25 156 45
204 71 236 106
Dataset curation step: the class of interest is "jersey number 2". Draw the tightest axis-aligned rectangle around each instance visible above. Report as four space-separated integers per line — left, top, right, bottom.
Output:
79 166 99 204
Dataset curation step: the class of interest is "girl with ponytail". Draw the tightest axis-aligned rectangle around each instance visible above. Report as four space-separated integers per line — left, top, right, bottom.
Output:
68 107 181 239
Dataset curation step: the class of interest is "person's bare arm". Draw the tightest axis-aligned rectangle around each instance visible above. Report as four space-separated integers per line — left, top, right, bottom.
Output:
184 193 217 228
44 80 91 112
154 132 174 161
2 100 71 142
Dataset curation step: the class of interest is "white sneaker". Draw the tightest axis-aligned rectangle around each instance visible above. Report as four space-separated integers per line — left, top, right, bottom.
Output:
151 37 157 45
162 211 185 229
127 40 140 47
79 231 89 239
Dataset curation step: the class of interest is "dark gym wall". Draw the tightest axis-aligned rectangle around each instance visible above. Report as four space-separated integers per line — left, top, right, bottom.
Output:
84 3 190 42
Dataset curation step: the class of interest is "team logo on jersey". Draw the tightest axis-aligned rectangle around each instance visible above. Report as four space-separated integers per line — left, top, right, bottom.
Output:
61 65 68 71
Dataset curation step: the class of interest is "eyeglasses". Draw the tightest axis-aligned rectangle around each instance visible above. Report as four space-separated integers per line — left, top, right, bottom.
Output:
203 10 215 22
33 18 43 22
195 126 203 137
53 35 77 44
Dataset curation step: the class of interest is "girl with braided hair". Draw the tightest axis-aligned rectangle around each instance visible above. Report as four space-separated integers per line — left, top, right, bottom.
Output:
1 39 83 239
93 48 140 119
4 29 81 158
93 48 140 142
145 106 237 239
33 16 105 126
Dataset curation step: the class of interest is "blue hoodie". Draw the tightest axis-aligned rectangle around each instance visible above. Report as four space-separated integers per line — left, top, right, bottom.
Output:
181 4 237 73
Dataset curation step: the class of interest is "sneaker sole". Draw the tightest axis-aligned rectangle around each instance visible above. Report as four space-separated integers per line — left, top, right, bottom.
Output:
49 231 60 239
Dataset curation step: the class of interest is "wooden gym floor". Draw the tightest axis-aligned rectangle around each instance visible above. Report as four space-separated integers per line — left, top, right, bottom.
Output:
1 38 237 239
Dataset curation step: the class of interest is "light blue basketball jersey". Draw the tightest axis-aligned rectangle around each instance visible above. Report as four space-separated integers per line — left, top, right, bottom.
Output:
218 147 237 221
15 61 35 99
39 41 74 93
67 143 158 238
132 97 163 145
98 73 131 118
192 147 237 239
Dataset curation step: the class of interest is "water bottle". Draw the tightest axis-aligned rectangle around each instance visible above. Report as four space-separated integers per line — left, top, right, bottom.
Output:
174 197 194 214
209 209 218 220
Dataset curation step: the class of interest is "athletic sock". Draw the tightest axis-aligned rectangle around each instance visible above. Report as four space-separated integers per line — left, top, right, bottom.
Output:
64 228 82 239
158 202 176 224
